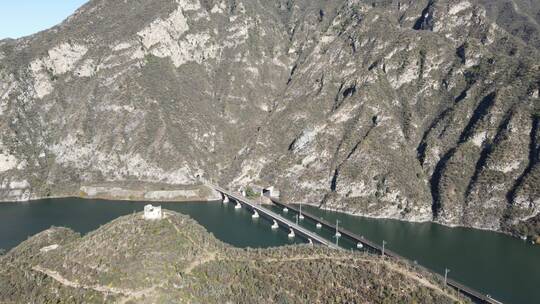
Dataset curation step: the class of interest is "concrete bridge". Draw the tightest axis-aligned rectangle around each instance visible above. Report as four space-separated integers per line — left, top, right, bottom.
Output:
271 199 504 304
210 185 339 249
210 184 503 304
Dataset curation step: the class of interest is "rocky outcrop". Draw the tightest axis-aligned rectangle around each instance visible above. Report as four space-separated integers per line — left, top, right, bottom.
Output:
0 0 539 236
478 0 540 49
79 182 221 201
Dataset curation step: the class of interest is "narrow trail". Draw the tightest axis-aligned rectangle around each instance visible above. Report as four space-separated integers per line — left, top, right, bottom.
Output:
382 262 461 302
222 253 460 301
28 215 457 304
183 251 218 274
31 253 458 303
32 265 160 303
165 212 200 248
33 265 136 296
165 212 219 274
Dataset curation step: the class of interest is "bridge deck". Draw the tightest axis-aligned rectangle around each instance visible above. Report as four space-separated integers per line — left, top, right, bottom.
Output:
270 199 503 304
211 185 339 249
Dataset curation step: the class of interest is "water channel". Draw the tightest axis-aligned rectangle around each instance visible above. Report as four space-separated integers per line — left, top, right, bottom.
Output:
1 198 538 304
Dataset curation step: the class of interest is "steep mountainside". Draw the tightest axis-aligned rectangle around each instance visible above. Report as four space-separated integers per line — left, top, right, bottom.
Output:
0 211 465 303
0 0 539 236
478 0 540 49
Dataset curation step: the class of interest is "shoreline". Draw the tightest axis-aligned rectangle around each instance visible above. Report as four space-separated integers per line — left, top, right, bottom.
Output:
0 195 520 234
2 186 536 244
0 183 223 204
0 195 222 204
300 203 536 243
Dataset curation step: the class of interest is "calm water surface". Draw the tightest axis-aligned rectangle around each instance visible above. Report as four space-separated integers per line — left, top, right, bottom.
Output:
0 198 300 251
277 204 540 304
1 198 538 304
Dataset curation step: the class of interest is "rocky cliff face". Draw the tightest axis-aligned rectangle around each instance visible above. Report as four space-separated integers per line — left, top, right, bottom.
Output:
478 0 540 49
0 211 465 303
0 0 539 235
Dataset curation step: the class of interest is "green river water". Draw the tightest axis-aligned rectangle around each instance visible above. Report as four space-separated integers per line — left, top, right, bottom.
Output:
0 198 538 304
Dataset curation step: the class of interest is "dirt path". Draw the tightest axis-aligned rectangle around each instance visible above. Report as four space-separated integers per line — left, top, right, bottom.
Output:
223 254 460 301
165 213 200 248
381 261 461 302
32 265 158 302
30 239 458 302
183 251 218 274
165 213 219 274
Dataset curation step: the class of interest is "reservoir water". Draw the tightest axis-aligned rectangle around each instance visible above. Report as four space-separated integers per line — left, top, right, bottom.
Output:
0 198 300 251
276 204 540 304
1 198 538 304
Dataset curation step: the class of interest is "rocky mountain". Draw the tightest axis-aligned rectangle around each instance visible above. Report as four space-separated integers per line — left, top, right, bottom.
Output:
478 0 540 49
0 210 466 303
0 0 539 237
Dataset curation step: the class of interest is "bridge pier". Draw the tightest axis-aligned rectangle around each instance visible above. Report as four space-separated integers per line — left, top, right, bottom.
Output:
223 195 229 203
210 184 338 249
288 228 295 238
266 195 503 304
252 210 259 219
335 220 342 237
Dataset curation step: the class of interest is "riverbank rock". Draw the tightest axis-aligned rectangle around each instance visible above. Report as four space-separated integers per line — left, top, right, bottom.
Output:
0 210 467 303
79 182 220 202
0 0 539 236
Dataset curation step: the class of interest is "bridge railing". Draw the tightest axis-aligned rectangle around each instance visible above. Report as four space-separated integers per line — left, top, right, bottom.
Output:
212 185 337 248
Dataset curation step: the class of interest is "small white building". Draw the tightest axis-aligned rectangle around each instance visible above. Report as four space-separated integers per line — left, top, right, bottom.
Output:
144 204 162 220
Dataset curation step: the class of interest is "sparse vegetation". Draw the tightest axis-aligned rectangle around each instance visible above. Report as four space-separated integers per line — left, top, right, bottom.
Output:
245 186 260 199
503 212 540 242
0 211 468 303
45 67 58 81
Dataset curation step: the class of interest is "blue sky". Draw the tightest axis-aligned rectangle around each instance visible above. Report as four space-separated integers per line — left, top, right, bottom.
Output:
0 0 88 39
